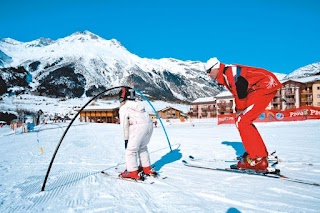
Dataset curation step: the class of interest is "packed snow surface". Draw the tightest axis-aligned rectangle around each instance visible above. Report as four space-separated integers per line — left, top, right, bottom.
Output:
1 118 320 212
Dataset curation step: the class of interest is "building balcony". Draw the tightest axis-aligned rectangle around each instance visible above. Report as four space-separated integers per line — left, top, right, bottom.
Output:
271 106 281 110
271 99 281 104
207 106 216 110
207 109 217 112
285 98 295 103
285 92 295 96
218 109 233 113
274 92 282 97
217 102 233 107
301 90 312 95
285 105 296 110
218 109 225 113
217 102 227 107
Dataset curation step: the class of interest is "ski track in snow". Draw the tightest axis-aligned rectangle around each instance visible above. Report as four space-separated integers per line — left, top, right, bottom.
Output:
1 119 320 212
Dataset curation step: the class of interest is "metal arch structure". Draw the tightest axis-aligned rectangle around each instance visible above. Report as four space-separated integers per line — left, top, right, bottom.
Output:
41 86 172 191
41 86 123 191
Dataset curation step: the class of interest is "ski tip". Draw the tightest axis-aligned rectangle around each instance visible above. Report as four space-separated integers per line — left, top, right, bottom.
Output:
189 155 194 159
182 160 187 164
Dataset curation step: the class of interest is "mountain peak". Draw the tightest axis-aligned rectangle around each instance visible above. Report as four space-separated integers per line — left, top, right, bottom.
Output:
38 37 54 45
69 30 100 40
25 37 54 47
0 38 22 45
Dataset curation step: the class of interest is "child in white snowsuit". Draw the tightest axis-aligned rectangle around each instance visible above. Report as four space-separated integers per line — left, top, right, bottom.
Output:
118 87 155 179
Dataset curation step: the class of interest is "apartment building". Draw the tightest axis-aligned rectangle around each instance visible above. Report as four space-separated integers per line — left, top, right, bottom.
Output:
313 81 320 107
189 92 233 118
189 97 216 118
215 91 235 115
277 76 320 109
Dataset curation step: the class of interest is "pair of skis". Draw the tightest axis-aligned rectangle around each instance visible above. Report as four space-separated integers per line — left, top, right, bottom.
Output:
182 155 320 187
100 153 320 187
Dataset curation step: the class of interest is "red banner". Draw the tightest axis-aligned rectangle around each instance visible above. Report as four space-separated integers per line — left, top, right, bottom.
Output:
218 106 320 125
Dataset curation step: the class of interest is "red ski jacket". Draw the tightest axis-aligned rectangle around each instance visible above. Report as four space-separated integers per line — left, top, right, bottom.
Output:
216 63 282 110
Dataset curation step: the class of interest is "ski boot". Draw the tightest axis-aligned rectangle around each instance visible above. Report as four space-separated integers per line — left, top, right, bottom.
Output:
142 166 158 177
237 156 269 171
119 170 144 180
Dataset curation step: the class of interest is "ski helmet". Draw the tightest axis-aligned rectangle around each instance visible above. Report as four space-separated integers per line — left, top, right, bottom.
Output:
119 87 135 103
205 57 220 73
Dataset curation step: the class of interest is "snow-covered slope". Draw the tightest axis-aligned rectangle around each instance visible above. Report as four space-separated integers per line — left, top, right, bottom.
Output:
0 49 12 66
0 31 220 101
1 118 320 212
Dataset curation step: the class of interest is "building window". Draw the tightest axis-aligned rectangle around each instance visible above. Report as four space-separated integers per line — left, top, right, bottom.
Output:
317 86 320 90
317 94 320 98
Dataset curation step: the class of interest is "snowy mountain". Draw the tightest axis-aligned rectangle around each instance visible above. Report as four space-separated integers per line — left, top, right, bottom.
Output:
1 30 318 102
283 62 320 79
0 49 12 66
0 31 221 102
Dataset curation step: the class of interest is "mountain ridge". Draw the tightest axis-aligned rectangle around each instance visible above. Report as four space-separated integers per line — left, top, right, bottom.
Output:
0 31 220 102
0 31 319 102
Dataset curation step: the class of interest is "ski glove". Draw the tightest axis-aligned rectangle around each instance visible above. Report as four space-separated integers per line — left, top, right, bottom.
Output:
125 140 128 149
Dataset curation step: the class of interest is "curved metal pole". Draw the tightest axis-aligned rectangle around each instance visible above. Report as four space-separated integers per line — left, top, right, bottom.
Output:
41 86 124 191
134 89 172 152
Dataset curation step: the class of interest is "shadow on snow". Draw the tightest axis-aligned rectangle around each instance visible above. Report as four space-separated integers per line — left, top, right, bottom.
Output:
152 148 182 171
221 141 245 157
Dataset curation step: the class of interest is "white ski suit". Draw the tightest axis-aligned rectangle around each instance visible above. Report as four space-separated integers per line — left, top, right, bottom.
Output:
119 100 153 172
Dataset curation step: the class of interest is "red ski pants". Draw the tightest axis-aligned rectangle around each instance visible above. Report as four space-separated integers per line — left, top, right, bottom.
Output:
235 91 277 159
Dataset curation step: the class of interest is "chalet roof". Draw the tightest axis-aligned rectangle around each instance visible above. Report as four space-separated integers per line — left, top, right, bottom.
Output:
192 97 216 103
75 104 119 112
215 90 233 98
158 106 183 112
281 75 320 84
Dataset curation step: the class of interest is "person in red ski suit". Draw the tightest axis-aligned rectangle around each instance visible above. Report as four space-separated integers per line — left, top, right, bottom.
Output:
205 57 282 171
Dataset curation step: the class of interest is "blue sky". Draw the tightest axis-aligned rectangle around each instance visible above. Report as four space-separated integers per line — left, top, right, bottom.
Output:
1 0 320 74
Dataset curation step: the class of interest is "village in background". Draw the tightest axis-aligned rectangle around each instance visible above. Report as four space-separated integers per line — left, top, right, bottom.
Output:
1 74 320 133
